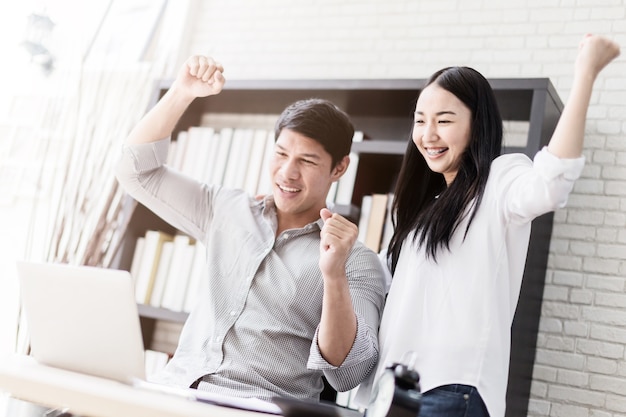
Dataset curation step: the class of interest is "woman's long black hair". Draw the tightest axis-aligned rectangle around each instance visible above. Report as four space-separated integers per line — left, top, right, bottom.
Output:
388 67 503 273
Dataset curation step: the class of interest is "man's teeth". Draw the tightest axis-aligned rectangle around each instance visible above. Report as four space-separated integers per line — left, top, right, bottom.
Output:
280 185 300 193
427 148 447 155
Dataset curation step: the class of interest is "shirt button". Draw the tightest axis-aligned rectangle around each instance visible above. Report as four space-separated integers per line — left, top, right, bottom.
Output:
229 310 237 316
283 233 289 239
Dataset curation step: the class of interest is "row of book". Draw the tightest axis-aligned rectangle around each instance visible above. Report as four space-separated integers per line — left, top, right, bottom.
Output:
130 192 394 314
170 126 274 197
130 230 206 312
168 124 364 205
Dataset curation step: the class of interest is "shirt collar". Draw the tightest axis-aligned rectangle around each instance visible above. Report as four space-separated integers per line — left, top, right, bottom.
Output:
261 196 323 232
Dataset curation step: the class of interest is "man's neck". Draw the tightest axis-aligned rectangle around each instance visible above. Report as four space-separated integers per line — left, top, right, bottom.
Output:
276 210 323 237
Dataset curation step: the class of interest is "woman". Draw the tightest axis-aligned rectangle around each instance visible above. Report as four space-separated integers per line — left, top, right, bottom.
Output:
358 34 620 417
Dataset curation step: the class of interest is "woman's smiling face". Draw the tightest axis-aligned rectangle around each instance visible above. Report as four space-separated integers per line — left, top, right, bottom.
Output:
412 83 473 186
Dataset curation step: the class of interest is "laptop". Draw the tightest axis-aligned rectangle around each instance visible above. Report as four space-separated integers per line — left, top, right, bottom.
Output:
16 261 146 384
16 261 364 417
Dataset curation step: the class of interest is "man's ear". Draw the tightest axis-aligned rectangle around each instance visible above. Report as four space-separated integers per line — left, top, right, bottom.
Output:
331 155 350 181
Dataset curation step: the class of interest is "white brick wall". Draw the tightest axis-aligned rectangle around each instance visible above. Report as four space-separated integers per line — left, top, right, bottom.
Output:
178 1 626 416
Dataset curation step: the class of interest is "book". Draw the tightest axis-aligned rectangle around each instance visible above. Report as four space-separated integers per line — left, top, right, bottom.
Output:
134 230 174 304
188 126 215 182
334 131 363 205
199 127 221 184
180 127 203 177
144 349 170 382
335 386 361 410
233 127 256 190
210 127 233 186
243 129 271 196
149 240 174 307
255 131 276 196
364 193 389 253
380 193 395 252
222 127 254 189
171 130 189 172
327 181 338 205
129 236 145 283
357 195 373 244
160 235 194 311
151 320 185 354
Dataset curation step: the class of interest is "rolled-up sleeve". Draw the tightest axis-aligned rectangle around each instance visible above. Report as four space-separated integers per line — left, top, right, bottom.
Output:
306 246 386 392
533 146 586 183
114 137 212 241
497 147 585 225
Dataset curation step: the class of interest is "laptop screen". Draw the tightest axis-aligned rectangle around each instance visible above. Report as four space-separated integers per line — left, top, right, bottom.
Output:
16 261 146 383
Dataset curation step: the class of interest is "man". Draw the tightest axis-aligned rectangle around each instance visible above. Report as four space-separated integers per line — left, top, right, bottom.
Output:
114 55 386 401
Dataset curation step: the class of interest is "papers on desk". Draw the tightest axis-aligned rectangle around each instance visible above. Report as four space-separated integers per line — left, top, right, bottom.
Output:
194 389 282 415
131 379 282 414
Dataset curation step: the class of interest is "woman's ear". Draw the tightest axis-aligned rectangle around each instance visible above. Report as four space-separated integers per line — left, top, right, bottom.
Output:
331 155 350 180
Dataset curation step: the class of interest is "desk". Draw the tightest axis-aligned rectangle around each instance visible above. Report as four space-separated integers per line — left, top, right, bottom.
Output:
0 354 263 417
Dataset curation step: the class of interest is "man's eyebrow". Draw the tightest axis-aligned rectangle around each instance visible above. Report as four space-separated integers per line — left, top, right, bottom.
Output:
276 144 322 160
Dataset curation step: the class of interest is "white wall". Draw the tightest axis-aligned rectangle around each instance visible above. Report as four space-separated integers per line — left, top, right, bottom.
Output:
182 1 626 416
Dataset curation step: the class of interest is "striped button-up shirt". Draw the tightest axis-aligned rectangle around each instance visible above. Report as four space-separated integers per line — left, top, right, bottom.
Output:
115 138 386 401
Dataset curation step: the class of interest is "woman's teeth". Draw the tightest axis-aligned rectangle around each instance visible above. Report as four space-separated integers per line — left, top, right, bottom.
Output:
427 148 447 156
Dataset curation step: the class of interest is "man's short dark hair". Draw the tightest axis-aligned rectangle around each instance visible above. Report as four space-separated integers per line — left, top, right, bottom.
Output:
275 98 355 169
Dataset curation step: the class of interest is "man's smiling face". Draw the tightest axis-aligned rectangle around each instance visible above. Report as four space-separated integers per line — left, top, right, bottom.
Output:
270 128 347 227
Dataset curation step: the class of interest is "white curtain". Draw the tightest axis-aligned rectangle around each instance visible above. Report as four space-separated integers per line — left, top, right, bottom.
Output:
0 0 194 357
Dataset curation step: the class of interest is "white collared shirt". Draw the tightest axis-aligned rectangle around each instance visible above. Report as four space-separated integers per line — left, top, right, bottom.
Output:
357 149 584 417
115 138 387 400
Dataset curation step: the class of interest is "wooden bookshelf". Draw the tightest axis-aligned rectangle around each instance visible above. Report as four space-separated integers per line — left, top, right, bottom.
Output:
114 78 563 417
